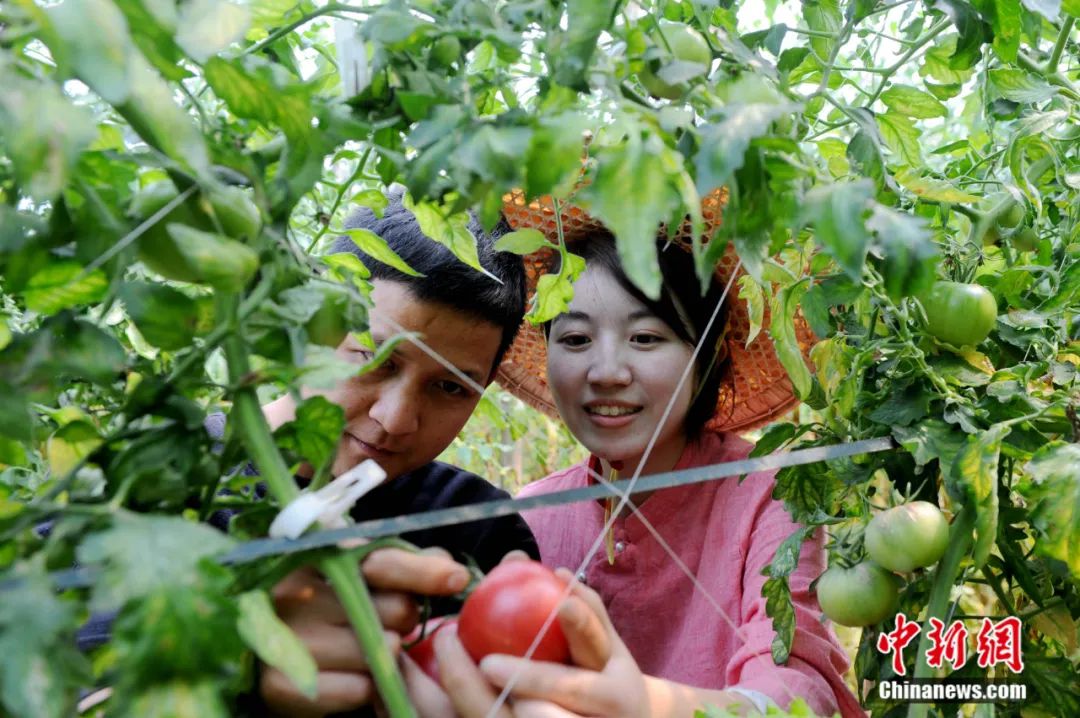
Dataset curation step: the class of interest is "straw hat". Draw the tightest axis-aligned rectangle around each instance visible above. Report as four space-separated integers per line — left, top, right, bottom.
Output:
495 187 816 434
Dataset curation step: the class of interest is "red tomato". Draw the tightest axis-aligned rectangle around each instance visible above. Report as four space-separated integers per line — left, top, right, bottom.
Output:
457 561 571 664
404 617 456 682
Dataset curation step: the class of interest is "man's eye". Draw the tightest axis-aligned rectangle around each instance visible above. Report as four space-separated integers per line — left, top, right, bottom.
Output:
436 380 469 397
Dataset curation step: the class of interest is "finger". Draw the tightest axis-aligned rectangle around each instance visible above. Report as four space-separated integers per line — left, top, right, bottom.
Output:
362 548 471 595
499 550 531 563
434 625 514 718
554 569 616 634
371 591 419 633
514 699 585 718
557 596 609 670
260 667 373 717
296 626 400 672
400 653 456 718
479 655 621 716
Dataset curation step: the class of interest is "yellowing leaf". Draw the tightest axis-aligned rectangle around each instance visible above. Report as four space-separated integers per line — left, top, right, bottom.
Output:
893 169 981 203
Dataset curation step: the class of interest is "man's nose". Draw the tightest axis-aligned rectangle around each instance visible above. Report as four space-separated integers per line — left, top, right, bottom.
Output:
368 381 420 435
586 339 632 387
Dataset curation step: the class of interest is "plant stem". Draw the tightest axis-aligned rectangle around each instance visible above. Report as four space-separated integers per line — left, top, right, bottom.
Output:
1047 16 1075 74
906 503 975 718
219 293 417 718
243 2 373 57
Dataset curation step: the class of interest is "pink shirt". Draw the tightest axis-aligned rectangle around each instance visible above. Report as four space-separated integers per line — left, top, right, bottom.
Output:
517 431 865 718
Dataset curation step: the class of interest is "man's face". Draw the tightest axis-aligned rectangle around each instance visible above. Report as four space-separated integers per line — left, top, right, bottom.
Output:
316 279 503 480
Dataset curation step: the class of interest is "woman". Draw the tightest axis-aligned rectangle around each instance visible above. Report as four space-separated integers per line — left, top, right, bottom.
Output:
411 191 863 718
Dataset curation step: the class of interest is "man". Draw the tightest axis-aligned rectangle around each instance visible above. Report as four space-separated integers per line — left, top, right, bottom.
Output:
253 189 540 715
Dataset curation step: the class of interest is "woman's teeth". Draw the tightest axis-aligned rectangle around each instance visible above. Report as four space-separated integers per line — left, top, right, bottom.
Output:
586 405 641 416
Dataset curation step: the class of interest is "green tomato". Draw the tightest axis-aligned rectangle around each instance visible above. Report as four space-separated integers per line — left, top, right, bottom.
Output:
306 292 351 348
203 186 261 241
816 562 899 628
865 501 950 573
638 21 711 100
1012 227 1039 252
430 35 462 68
998 201 1025 229
920 281 998 347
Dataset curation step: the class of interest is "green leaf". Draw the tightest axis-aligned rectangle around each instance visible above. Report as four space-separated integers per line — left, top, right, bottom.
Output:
989 68 1058 103
44 0 134 104
931 0 990 69
175 0 251 62
528 272 576 324
949 424 1009 571
1020 0 1061 20
919 36 977 84
548 0 617 90
1 315 126 399
876 111 923 165
801 179 874 280
762 575 796 663
893 168 981 203
275 396 345 472
123 681 229 718
494 229 552 255
892 418 967 468
991 0 1022 62
866 204 938 299
340 229 422 277
868 380 934 426
237 590 319 699
525 113 590 199
1065 0 1080 14
880 84 948 118
78 514 235 611
22 262 108 315
204 56 313 140
695 103 799 194
1021 443 1080 580
737 275 765 347
803 0 842 60
163 224 260 291
120 282 200 351
924 81 963 100
0 73 97 201
769 280 813 399
112 0 190 81
578 134 683 299
401 195 489 277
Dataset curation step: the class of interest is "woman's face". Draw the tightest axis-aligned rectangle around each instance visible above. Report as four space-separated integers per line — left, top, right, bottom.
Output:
546 265 696 475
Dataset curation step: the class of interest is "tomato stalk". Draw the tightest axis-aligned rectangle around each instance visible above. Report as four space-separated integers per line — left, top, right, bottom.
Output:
219 293 417 718
905 503 975 718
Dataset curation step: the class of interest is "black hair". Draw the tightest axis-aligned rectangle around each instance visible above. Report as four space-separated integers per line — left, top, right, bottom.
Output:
547 234 730 438
330 188 526 377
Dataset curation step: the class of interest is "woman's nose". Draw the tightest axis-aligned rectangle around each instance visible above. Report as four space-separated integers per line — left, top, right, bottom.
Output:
585 341 632 387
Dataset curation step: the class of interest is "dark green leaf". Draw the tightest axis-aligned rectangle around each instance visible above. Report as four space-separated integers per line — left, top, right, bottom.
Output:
119 282 200 350
695 103 799 195
548 0 617 90
275 396 345 472
931 0 990 69
802 180 874 279
762 575 796 663
78 514 235 610
866 204 939 299
867 380 934 426
204 56 313 140
892 418 967 468
21 262 108 315
525 113 590 199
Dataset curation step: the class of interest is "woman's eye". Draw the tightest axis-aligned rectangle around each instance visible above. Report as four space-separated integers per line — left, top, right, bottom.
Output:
557 334 590 347
631 333 663 345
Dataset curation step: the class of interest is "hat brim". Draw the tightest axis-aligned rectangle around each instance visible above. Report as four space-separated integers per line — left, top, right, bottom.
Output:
495 188 815 434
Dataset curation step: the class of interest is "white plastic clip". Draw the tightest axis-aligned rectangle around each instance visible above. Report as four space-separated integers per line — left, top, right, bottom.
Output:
269 460 386 540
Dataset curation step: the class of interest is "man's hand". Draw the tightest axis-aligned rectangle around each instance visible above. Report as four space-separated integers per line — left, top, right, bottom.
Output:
260 546 471 717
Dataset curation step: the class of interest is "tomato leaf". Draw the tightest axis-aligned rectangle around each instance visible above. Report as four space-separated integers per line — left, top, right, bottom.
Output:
769 280 813 400
1021 443 1080 580
237 590 319 700
989 68 1058 103
801 180 874 280
175 0 250 63
22 262 108 316
274 396 345 474
120 282 200 351
340 228 423 277
876 111 923 166
949 424 1009 571
880 84 948 119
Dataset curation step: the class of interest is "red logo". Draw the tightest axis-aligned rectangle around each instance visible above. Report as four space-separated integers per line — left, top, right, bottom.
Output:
876 615 1025 675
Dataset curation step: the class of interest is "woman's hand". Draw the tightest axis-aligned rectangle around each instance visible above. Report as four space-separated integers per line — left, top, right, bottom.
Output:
260 546 471 717
407 567 650 718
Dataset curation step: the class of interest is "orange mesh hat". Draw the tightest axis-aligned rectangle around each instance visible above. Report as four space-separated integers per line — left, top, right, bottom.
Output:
496 187 815 434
